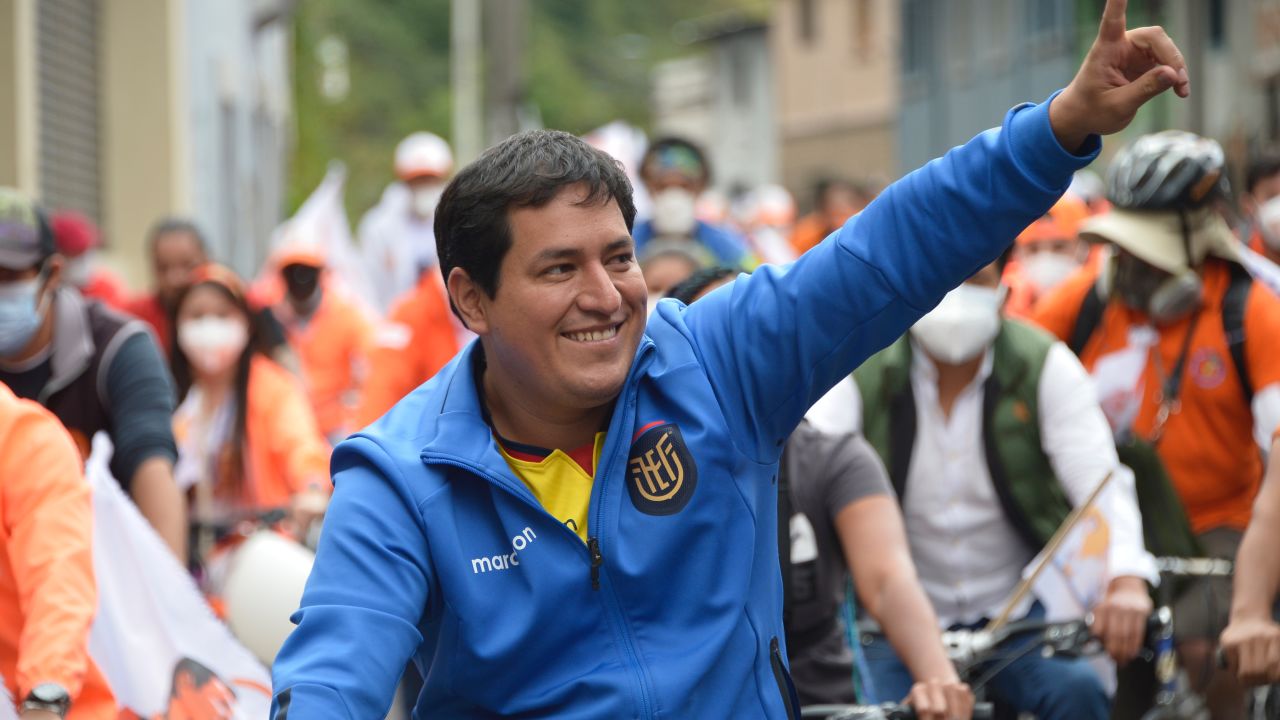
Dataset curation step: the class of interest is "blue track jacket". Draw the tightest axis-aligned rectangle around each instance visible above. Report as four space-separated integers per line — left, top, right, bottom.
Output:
271 95 1098 719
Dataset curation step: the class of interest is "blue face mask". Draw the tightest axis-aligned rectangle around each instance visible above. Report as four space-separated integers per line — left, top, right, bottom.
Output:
0 277 46 356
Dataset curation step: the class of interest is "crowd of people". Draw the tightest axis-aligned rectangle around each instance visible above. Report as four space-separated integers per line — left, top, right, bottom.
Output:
2 3 1280 719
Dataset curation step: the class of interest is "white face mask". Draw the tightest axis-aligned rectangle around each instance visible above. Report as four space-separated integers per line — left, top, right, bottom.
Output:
910 283 1006 365
651 188 698 237
411 184 445 218
178 316 249 376
1020 252 1081 293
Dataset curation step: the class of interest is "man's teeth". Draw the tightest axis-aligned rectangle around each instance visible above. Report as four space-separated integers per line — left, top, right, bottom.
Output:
567 326 618 342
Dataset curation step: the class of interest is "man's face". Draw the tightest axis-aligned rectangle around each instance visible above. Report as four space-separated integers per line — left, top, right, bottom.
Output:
820 186 862 231
462 185 646 412
154 231 207 307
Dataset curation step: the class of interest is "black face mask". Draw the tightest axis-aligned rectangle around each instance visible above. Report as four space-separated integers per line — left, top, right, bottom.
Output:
1112 252 1169 312
283 264 321 304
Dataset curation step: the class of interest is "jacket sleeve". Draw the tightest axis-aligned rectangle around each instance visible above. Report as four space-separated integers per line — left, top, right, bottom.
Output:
3 407 98 701
680 94 1099 462
269 376 333 496
270 437 434 719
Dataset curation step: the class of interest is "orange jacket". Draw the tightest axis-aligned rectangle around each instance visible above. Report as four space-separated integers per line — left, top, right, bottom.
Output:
1032 260 1280 533
276 290 373 440
174 356 331 510
79 271 130 310
788 214 836 257
356 273 460 427
243 356 332 507
0 383 115 718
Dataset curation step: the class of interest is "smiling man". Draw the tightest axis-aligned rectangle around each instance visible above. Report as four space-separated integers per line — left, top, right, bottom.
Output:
270 3 1190 717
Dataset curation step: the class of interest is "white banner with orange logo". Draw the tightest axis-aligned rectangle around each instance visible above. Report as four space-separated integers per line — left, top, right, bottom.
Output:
84 436 272 719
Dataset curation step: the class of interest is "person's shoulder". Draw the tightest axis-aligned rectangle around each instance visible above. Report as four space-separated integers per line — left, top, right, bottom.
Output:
249 354 308 405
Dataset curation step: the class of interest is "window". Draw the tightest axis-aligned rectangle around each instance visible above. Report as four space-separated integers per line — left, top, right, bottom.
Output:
902 0 931 75
798 0 817 45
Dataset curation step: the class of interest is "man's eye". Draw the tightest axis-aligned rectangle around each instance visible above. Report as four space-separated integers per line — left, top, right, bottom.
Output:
545 264 573 276
610 253 634 266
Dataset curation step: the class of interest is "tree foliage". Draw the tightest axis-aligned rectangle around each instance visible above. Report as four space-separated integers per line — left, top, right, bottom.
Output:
289 0 764 220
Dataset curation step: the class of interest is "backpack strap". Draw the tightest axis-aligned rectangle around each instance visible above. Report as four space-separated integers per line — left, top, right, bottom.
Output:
1222 263 1253 404
777 446 793 630
886 383 917 501
1069 280 1105 357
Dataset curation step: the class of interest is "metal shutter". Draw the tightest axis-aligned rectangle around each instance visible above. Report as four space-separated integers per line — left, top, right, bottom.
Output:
37 0 101 226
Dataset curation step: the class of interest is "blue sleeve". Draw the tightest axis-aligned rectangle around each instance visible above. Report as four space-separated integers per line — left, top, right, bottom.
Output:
680 94 1099 462
270 437 435 719
103 330 177 487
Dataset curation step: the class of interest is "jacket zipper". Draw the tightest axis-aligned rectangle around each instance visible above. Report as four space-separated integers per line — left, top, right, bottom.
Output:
587 536 603 590
422 341 658 718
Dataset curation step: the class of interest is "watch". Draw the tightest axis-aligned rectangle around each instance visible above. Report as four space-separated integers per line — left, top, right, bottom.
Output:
22 683 70 718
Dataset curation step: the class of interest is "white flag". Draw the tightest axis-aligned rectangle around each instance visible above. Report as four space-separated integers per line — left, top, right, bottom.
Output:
0 674 16 720
85 436 272 719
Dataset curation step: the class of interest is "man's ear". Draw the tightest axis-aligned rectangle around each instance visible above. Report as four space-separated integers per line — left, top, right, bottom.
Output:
447 267 489 334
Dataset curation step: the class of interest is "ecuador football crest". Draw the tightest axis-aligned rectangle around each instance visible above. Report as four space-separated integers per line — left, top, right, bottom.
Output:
626 422 698 515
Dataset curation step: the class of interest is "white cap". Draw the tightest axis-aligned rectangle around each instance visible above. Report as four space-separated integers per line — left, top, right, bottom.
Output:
1079 206 1238 274
394 132 454 180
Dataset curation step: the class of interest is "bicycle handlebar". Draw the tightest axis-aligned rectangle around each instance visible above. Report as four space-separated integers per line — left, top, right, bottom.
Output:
800 701 994 719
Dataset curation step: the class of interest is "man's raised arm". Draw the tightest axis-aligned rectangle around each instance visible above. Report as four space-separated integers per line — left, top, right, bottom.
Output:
679 0 1189 460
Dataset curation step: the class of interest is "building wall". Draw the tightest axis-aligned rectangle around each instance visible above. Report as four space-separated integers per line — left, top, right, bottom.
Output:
0 0 290 287
896 0 1078 174
0 0 40 196
771 0 899 208
184 0 291 279
707 28 776 195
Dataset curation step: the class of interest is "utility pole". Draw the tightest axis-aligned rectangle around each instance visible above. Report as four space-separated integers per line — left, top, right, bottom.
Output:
484 0 527 146
451 0 483 165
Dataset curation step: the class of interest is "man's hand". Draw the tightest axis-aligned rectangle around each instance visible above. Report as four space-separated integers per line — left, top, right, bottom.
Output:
1050 0 1190 152
1090 575 1153 665
905 677 974 720
1220 616 1280 686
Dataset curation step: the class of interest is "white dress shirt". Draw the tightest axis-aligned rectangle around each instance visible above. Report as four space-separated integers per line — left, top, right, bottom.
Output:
808 339 1157 627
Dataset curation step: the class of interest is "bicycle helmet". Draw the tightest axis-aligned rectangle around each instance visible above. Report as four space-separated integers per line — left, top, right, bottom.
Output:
1106 130 1229 210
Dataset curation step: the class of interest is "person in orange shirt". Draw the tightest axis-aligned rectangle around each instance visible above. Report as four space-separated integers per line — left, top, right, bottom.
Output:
270 246 373 444
355 271 459 427
169 265 330 565
788 178 868 257
1031 131 1280 718
49 212 129 309
0 381 116 719
1002 193 1090 319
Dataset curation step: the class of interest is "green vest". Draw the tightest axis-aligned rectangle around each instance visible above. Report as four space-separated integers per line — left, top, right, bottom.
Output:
854 319 1072 552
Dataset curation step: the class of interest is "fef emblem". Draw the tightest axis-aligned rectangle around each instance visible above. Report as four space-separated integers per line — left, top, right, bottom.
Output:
626 422 697 515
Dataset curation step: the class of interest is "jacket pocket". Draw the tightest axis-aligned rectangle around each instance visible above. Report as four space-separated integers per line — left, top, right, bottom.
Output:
769 636 800 720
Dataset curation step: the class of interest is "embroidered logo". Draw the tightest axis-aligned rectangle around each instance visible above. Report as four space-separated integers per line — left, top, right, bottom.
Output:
1190 347 1227 390
626 422 698 516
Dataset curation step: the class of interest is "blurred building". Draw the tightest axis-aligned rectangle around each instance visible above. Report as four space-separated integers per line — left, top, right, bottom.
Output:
652 13 777 200
0 0 292 288
770 0 899 212
895 0 1280 188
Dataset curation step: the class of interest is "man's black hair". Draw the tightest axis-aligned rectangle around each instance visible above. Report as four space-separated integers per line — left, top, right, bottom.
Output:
640 136 711 185
666 266 738 305
147 217 208 255
1246 149 1280 195
434 129 636 315
171 657 221 689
